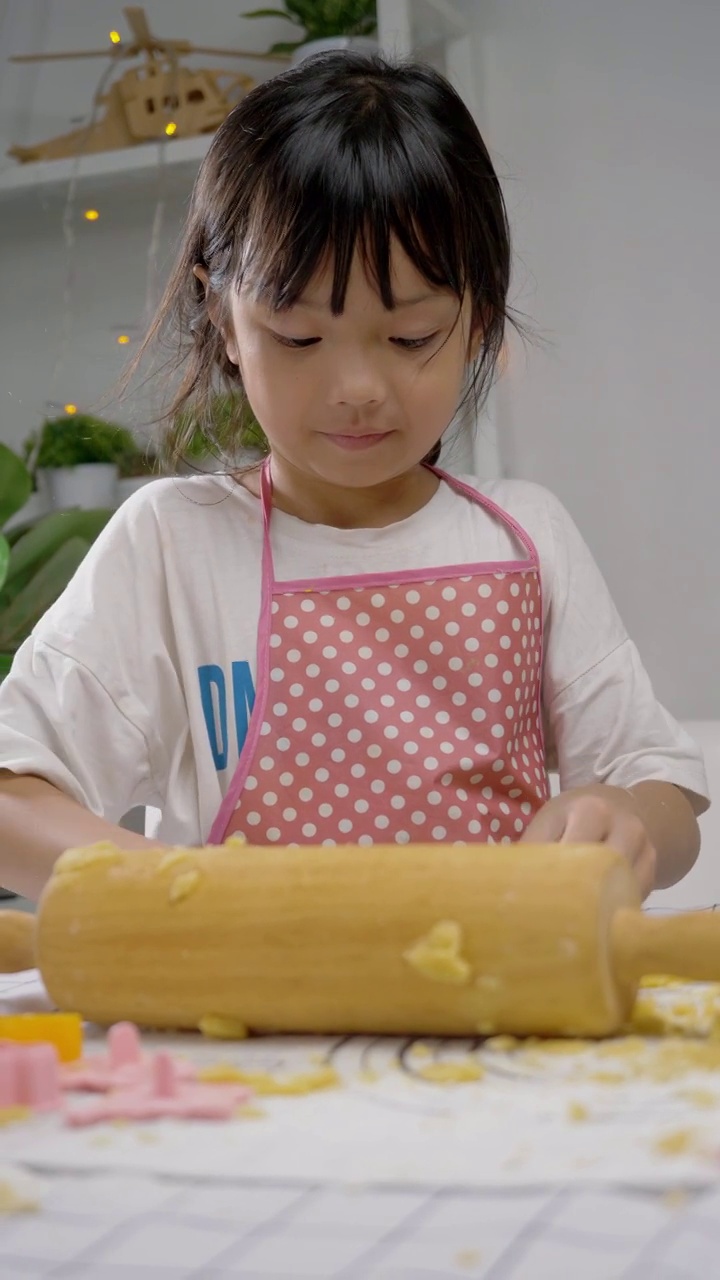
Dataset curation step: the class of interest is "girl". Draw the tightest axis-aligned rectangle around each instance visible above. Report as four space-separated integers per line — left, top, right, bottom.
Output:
0 53 708 902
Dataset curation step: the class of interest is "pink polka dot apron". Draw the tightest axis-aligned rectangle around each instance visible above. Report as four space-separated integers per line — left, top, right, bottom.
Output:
209 463 550 847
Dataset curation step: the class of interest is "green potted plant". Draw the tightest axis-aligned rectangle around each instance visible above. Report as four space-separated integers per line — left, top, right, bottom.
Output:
0 441 113 681
24 415 136 511
243 0 377 63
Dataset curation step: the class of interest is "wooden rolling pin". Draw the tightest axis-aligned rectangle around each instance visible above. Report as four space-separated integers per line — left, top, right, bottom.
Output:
0 839 714 1040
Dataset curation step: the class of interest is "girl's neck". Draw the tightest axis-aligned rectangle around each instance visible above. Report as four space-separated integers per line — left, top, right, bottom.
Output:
244 457 441 530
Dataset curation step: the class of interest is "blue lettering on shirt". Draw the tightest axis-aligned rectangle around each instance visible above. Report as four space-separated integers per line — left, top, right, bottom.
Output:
197 662 256 771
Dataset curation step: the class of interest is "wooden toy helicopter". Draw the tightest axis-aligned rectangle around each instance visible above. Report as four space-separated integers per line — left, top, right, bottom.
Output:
8 5 290 164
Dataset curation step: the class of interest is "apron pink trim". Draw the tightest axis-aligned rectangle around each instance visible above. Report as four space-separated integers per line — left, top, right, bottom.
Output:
275 562 534 591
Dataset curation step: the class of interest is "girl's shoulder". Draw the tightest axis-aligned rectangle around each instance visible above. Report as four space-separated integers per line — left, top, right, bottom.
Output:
450 474 599 600
116 472 260 526
103 473 263 563
452 473 576 551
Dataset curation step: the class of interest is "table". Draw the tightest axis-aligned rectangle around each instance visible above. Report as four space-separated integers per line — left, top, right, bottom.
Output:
3 969 720 1279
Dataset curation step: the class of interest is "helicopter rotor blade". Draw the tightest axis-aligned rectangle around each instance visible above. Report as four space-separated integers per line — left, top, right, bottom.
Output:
183 45 292 62
123 6 154 48
10 49 125 62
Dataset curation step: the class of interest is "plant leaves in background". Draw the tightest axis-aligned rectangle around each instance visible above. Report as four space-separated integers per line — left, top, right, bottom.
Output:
0 536 91 651
0 509 112 611
243 0 377 43
0 535 9 596
243 7 301 21
29 416 136 471
0 440 115 667
0 441 32 529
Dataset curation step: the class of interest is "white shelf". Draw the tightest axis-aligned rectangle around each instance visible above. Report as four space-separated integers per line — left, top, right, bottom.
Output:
0 132 213 199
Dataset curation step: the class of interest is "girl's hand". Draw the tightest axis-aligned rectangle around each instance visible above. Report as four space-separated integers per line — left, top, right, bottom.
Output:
518 786 657 898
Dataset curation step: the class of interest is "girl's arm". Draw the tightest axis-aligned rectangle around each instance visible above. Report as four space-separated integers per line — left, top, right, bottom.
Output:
520 780 700 899
0 772 165 903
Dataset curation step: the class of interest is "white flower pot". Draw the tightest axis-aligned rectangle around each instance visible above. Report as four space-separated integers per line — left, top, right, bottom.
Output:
291 36 379 67
40 464 118 511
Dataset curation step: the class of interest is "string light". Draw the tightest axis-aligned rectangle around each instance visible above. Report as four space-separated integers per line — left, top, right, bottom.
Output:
116 334 130 345
165 121 177 136
109 30 121 44
64 404 78 414
83 209 100 221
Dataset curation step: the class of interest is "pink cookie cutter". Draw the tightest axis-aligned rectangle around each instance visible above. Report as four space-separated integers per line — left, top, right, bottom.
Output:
0 1039 62 1112
65 1050 253 1126
61 1021 196 1092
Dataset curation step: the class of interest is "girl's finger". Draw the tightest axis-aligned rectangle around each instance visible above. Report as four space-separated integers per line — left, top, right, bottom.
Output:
517 803 569 844
559 795 614 844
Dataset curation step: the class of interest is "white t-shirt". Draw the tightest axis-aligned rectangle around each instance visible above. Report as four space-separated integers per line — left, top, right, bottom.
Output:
0 471 708 845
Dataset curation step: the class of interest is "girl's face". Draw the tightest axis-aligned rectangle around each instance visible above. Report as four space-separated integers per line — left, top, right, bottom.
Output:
223 241 478 498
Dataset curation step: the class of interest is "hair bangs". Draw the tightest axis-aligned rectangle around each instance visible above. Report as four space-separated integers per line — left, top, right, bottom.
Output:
234 98 471 316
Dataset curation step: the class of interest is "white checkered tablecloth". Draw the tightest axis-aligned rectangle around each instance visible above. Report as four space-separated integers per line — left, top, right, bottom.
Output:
3 963 720 1277
2 1171 720 1279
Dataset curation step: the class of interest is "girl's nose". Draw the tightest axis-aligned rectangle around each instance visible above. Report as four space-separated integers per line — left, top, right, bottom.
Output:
329 355 387 408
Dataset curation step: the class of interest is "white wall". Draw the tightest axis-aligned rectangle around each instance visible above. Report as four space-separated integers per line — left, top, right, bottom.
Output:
476 0 720 720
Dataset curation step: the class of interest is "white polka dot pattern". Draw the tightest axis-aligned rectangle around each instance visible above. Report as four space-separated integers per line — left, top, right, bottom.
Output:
225 570 548 846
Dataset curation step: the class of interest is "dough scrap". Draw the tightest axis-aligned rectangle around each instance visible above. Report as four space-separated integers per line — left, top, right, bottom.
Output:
403 920 471 985
54 842 122 875
168 869 202 905
198 1015 248 1040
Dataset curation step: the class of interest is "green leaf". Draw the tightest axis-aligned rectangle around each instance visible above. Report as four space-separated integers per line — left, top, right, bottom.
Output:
284 0 318 20
5 519 38 548
1 509 112 608
269 38 306 51
0 535 9 595
0 442 32 529
0 536 91 651
243 6 302 20
0 652 13 682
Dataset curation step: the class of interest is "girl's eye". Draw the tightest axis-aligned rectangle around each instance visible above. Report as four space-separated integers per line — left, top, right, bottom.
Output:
392 333 439 350
272 334 320 349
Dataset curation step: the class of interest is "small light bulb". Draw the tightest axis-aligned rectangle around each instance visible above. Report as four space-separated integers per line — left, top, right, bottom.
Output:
117 334 130 345
109 30 121 44
83 209 100 221
165 121 177 136
64 403 78 414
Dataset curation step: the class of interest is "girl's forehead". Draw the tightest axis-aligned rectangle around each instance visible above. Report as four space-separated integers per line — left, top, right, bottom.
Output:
243 243 458 313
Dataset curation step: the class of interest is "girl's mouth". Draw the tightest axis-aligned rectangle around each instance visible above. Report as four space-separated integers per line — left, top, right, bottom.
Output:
323 431 393 451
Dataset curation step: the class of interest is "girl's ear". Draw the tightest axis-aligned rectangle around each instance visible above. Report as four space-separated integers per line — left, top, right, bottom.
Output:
192 265 240 365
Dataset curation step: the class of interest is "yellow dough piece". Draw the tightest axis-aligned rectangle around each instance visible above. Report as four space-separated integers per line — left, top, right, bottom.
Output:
403 920 471 985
